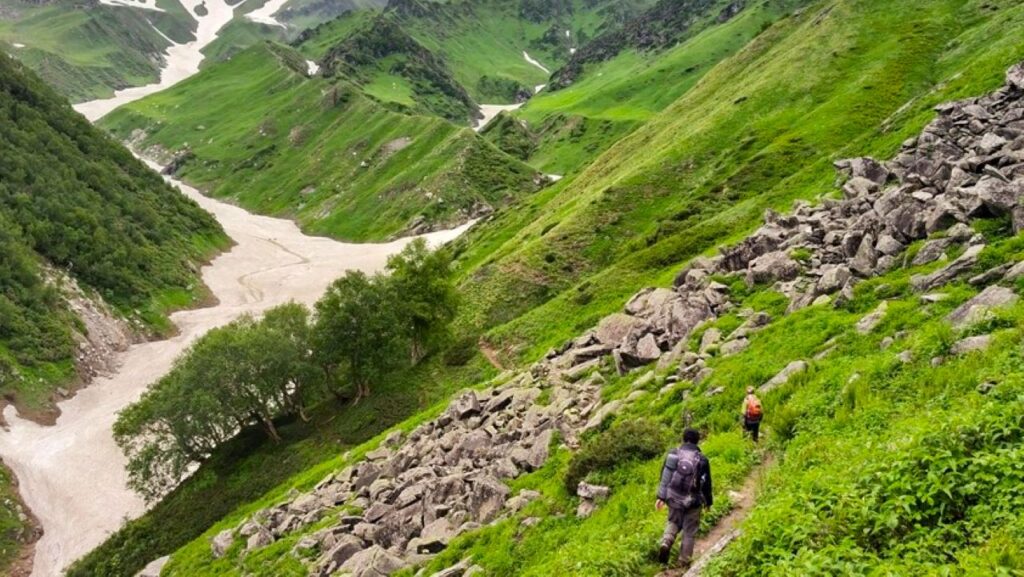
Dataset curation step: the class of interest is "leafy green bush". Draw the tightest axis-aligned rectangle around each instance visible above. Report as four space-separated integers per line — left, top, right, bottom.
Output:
564 419 667 493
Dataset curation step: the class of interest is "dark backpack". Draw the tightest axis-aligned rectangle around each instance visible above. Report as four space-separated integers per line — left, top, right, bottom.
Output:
668 448 702 508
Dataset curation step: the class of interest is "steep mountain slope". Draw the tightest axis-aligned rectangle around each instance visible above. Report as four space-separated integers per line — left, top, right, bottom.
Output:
493 0 803 174
456 0 1024 367
0 0 195 101
0 51 225 573
319 14 479 121
100 42 541 241
134 58 1024 577
69 0 1024 575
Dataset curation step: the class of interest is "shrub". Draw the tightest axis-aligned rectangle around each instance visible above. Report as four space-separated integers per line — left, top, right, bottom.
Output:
564 419 667 493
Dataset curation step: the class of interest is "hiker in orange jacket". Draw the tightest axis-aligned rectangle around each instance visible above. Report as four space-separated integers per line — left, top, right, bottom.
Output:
741 387 763 443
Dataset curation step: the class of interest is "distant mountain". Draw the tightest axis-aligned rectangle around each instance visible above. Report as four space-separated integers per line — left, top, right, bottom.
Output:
0 0 195 101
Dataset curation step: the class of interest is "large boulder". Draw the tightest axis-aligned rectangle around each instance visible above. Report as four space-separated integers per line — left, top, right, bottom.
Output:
911 244 985 292
946 286 1019 328
210 529 234 558
317 534 365 575
759 360 808 393
1008 62 1024 91
339 545 406 577
746 251 800 285
595 313 649 346
450 391 482 420
467 476 510 523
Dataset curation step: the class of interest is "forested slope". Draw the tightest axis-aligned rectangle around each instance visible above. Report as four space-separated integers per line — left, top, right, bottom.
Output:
0 52 225 416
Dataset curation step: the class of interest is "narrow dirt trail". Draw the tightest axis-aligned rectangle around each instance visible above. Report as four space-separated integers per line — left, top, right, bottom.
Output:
660 453 775 577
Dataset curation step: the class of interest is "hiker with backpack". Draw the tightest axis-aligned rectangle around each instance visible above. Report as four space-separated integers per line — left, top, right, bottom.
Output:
656 428 713 569
742 386 763 443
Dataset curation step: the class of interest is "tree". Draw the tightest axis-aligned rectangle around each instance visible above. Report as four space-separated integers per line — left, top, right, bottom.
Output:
114 304 317 499
313 271 406 403
386 238 459 362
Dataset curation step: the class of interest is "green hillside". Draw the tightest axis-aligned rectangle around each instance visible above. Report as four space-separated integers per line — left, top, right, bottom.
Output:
0 0 195 101
60 0 1024 575
100 42 540 241
495 0 802 174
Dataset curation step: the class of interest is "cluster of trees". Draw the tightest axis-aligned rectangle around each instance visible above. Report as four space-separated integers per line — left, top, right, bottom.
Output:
0 53 224 388
115 239 458 500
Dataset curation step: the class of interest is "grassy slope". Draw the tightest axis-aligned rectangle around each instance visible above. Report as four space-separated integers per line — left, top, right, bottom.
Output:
0 0 195 101
100 42 539 241
298 0 656 104
509 0 796 174
154 225 1024 577
456 0 1024 367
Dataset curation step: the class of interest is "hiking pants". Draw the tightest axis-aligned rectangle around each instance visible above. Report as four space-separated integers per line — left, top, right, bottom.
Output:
744 418 760 443
661 505 701 565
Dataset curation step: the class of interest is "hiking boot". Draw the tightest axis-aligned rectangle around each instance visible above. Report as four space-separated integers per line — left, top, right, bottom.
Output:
658 544 671 564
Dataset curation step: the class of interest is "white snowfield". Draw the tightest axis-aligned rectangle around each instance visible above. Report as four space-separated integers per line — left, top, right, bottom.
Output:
0 163 473 577
245 0 290 27
474 103 523 132
98 0 164 11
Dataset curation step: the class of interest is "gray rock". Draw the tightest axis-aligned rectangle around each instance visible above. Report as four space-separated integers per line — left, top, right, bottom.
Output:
950 334 992 355
468 476 511 523
719 338 749 357
946 285 1019 328
747 251 800 284
583 400 622 432
699 328 722 353
875 234 904 256
816 265 851 295
912 237 953 266
451 392 482 419
596 313 648 346
339 545 406 577
246 526 273 551
759 360 808 393
1003 260 1024 281
850 234 878 277
318 535 365 572
911 244 985 292
843 176 879 199
576 482 610 501
135 556 169 577
856 302 889 334
1008 62 1024 90
211 528 235 558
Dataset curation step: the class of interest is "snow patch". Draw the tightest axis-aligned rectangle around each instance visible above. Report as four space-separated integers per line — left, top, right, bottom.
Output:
246 0 290 27
474 103 523 132
97 0 165 11
12 43 25 48
306 60 320 76
523 51 550 75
